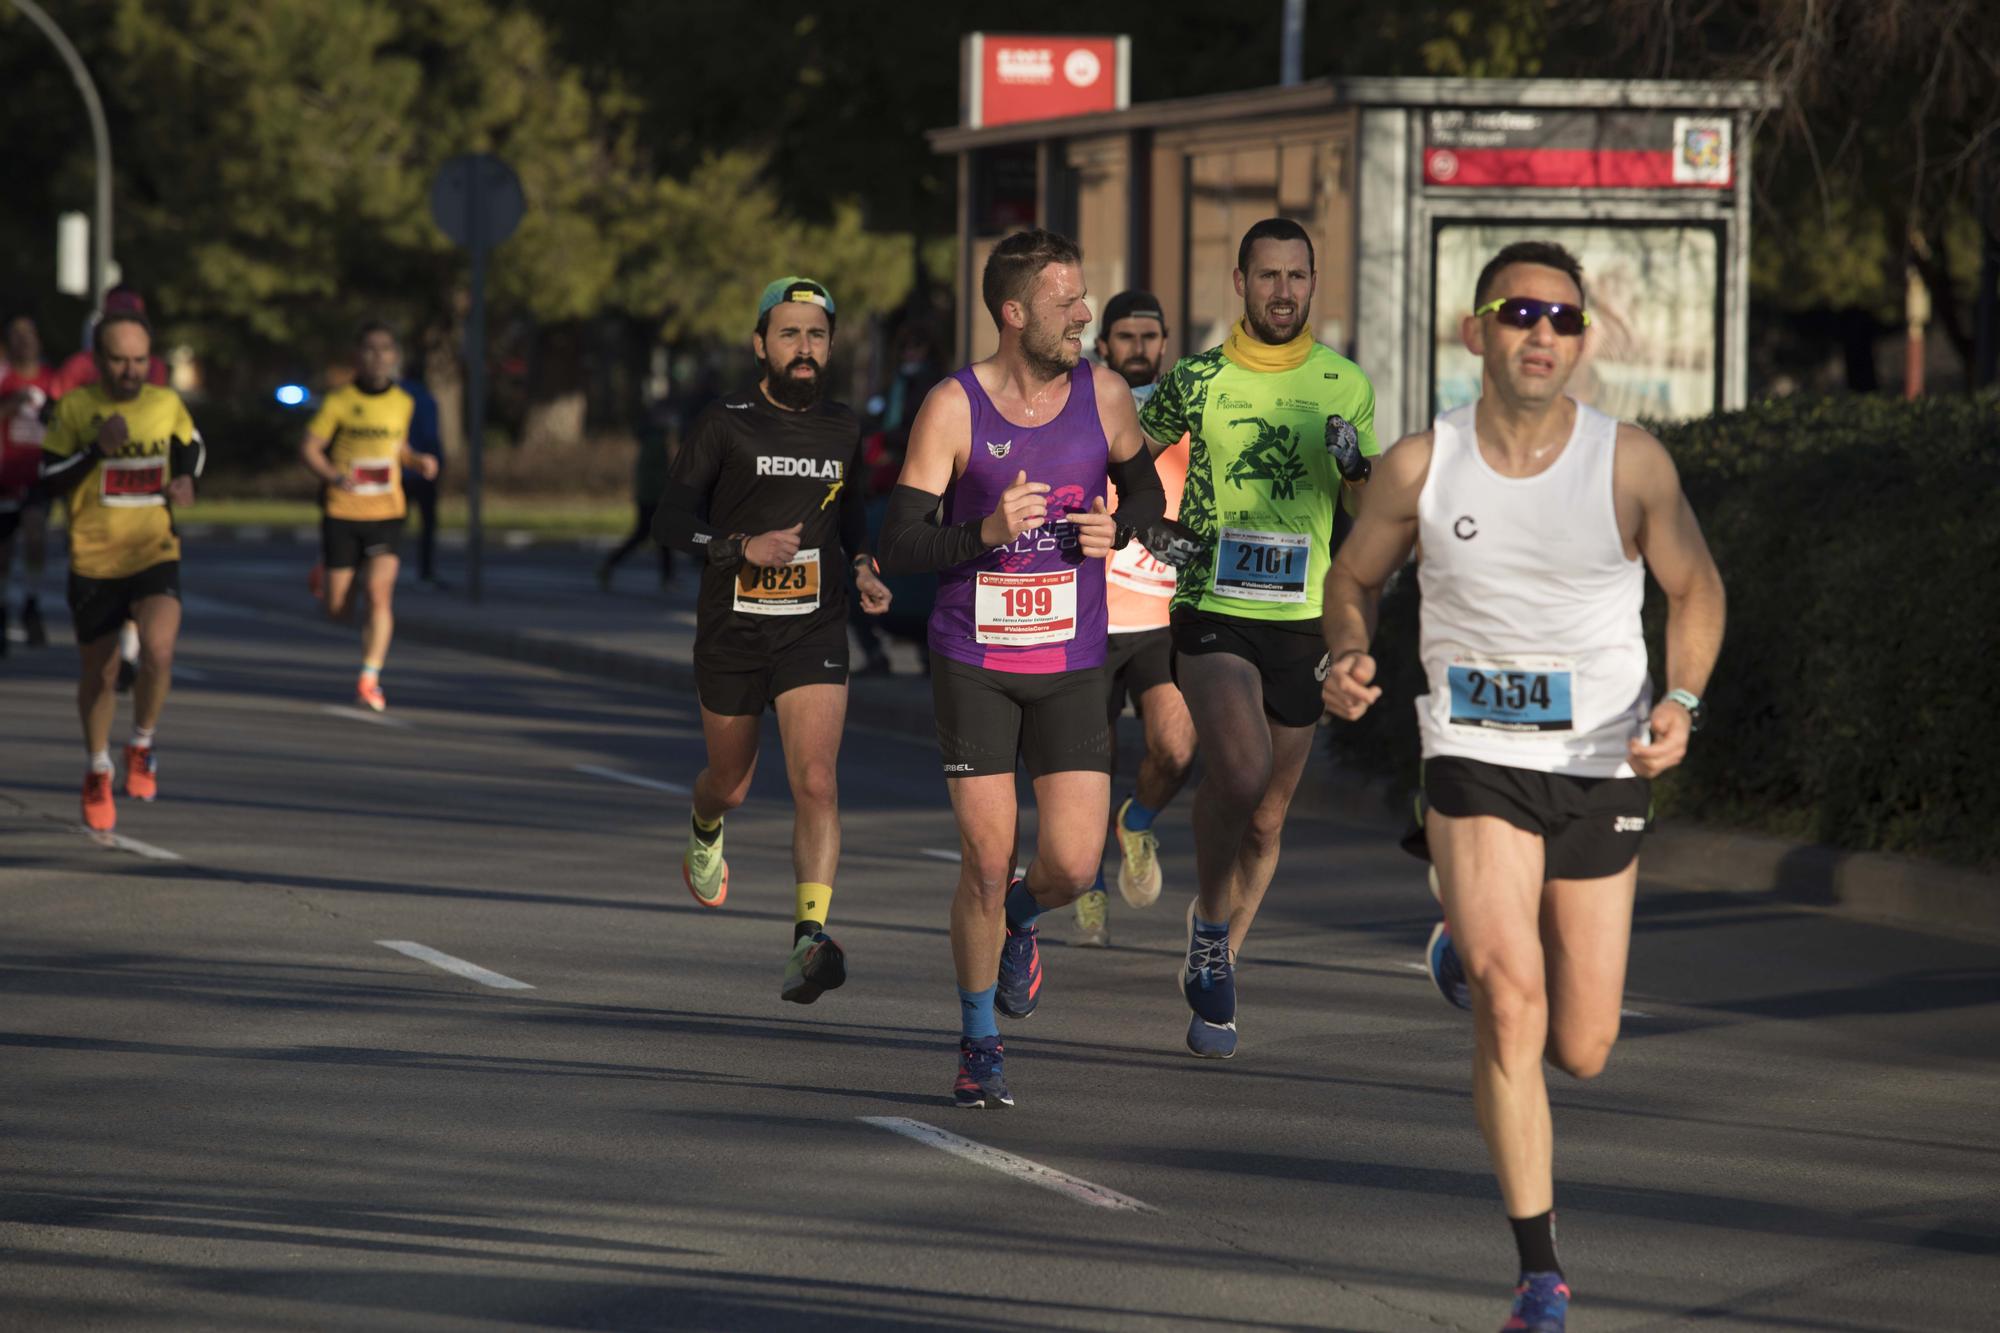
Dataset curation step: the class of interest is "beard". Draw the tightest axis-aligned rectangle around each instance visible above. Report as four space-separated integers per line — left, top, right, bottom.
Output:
1021 315 1081 381
1113 353 1160 389
764 354 825 411
1245 297 1311 346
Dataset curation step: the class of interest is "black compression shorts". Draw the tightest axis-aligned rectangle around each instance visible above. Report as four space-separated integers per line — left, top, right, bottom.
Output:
1400 756 1653 881
931 655 1112 780
322 516 405 569
695 614 848 717
1171 610 1330 729
1104 627 1176 726
68 560 180 644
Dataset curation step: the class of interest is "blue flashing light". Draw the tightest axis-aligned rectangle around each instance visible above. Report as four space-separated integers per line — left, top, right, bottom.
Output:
275 384 308 407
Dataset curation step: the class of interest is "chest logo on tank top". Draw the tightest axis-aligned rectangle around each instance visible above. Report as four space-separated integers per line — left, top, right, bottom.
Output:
986 439 1012 459
1454 515 1478 540
1223 417 1308 500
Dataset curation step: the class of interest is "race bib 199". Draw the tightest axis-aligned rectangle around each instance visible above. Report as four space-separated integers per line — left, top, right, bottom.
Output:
975 569 1077 646
1212 526 1309 603
350 461 396 496
100 456 167 507
734 547 821 616
1447 657 1575 733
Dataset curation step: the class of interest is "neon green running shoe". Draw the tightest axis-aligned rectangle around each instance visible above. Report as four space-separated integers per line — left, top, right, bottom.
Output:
682 818 728 907
1114 798 1162 908
781 930 846 1004
1072 886 1109 947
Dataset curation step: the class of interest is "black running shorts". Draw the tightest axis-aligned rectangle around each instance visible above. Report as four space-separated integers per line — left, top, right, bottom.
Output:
1402 756 1653 881
322 516 405 569
68 560 180 645
1171 609 1330 729
1103 627 1176 725
931 654 1113 779
695 613 848 717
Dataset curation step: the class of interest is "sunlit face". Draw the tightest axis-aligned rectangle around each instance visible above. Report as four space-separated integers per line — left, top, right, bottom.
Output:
1096 315 1166 389
96 320 151 401
1015 262 1090 378
1234 238 1315 345
755 301 832 410
358 330 400 388
5 316 38 366
1460 262 1587 408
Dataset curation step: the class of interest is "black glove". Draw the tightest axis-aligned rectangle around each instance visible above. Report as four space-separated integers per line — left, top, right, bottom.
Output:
1326 414 1370 484
1138 517 1204 569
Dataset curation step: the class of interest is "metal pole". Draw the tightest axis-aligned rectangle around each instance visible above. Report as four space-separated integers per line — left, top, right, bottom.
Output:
11 0 112 307
1976 154 1998 390
1280 0 1304 86
465 236 488 605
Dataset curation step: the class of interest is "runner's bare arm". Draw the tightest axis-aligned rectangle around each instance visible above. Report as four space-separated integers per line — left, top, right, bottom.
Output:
879 378 1042 573
398 439 438 479
1321 432 1431 720
299 432 347 488
1621 424 1725 775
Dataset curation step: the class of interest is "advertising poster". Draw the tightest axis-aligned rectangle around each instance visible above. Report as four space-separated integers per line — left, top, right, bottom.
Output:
1432 223 1720 422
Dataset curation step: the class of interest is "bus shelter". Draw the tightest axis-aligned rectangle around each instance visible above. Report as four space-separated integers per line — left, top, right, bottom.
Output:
928 75 1777 442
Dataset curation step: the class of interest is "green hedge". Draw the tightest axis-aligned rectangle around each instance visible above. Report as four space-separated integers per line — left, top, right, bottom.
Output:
1325 392 2000 869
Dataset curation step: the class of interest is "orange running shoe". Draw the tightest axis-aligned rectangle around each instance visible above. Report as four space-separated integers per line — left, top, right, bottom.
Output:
123 745 158 801
356 674 386 712
82 770 116 831
307 561 325 599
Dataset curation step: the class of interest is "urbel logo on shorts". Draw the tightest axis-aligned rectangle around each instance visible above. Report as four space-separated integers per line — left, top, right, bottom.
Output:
1614 815 1647 833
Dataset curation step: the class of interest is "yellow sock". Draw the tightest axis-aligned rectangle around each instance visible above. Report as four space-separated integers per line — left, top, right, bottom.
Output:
796 881 832 930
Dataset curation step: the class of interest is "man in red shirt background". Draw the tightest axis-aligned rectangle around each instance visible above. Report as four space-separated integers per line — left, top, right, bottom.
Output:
1 312 61 651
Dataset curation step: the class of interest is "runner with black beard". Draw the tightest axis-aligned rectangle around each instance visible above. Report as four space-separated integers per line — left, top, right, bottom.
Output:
654 277 894 1004
1070 291 1197 947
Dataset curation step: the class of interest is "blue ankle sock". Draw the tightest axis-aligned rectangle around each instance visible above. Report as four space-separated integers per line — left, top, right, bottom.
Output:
1004 878 1044 930
959 984 999 1039
1192 913 1229 942
1121 797 1158 832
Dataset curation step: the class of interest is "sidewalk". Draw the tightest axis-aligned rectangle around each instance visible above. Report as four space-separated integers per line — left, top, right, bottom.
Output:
185 539 2000 943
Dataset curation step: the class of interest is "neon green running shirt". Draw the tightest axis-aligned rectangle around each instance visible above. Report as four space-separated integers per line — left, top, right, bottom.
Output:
1139 341 1379 622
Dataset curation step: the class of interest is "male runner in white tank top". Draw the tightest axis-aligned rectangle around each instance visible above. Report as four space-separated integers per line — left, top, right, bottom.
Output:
1321 240 1726 1333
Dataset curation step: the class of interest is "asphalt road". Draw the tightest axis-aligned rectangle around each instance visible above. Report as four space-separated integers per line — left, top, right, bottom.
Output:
3 554 1997 1331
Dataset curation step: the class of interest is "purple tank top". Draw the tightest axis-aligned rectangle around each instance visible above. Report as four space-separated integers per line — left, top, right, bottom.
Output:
929 361 1110 674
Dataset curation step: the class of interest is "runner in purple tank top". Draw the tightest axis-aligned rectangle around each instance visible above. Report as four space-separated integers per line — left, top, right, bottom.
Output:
879 228 1166 1109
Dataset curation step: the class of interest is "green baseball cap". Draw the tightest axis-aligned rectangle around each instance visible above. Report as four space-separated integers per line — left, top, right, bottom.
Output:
758 276 836 320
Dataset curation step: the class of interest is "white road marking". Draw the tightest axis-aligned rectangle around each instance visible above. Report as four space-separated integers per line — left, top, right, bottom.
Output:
572 764 692 796
921 848 963 863
1398 963 1651 1017
376 940 534 990
861 1117 1155 1212
171 665 210 682
321 704 413 729
86 829 183 861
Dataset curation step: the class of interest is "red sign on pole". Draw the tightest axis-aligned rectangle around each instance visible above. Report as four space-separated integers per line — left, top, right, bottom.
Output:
963 33 1129 129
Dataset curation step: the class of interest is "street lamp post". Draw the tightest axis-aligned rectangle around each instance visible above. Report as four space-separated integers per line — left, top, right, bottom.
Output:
10 0 113 308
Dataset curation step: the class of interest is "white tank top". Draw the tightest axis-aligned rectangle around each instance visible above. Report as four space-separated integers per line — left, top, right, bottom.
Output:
1414 399 1649 778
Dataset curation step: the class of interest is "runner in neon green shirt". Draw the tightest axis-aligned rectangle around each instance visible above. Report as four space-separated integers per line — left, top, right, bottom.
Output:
1135 217 1379 1060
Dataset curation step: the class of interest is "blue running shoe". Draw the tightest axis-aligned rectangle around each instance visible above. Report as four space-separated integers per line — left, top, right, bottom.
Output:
1181 902 1236 1056
1185 1012 1238 1059
995 902 1042 1019
1427 920 1471 1011
953 1036 1013 1108
1502 1271 1569 1332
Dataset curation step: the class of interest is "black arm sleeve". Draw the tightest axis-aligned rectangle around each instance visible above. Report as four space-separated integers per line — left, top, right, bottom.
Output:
877 484 990 576
39 447 95 492
170 430 207 480
839 436 869 569
654 479 738 566
1106 447 1166 534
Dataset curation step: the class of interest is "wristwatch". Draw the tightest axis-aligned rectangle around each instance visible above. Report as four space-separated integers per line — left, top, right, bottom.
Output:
1665 688 1705 732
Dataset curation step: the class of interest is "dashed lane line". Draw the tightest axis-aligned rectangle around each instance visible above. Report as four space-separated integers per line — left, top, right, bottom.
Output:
861 1116 1155 1212
376 940 534 990
572 763 692 797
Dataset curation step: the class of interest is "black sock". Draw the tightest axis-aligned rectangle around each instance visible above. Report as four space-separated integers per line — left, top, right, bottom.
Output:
793 920 821 943
691 812 721 845
1509 1210 1562 1276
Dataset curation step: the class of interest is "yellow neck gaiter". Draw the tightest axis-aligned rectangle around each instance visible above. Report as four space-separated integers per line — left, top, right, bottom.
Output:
1222 317 1312 372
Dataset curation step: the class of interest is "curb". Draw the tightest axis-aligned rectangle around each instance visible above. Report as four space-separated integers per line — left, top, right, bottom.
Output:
208 587 2000 944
